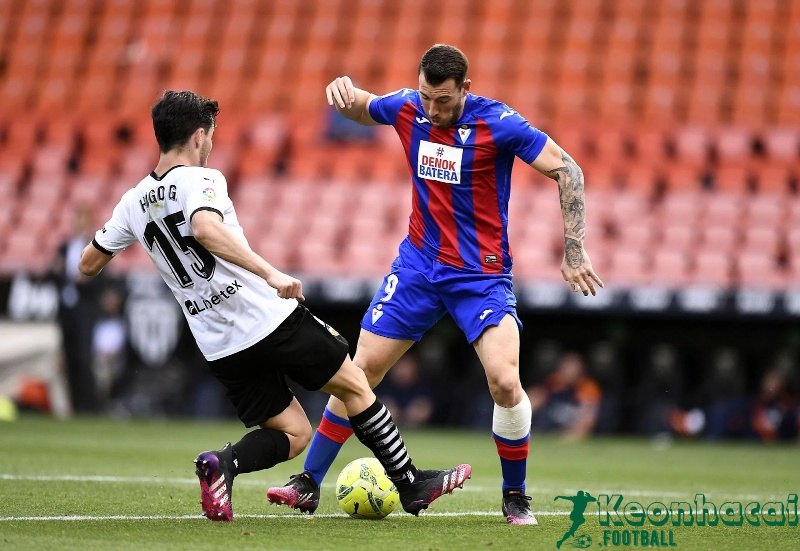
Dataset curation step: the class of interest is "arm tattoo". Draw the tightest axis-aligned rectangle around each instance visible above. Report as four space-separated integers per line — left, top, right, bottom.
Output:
545 151 586 268
565 238 584 269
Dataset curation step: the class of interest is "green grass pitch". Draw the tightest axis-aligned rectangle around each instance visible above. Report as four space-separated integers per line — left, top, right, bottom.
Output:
0 416 797 550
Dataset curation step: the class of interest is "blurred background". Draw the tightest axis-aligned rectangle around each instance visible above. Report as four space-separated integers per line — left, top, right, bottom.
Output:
0 0 798 442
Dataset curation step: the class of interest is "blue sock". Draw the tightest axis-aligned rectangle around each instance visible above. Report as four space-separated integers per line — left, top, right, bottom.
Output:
303 407 354 486
494 432 529 492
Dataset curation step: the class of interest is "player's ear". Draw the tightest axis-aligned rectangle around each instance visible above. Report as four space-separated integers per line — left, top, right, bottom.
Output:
462 79 471 94
192 127 205 148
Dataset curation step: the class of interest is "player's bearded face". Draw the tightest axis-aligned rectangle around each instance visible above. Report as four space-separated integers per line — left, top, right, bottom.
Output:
418 75 470 129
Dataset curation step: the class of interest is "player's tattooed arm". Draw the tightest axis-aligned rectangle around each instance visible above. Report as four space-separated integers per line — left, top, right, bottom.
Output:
531 137 603 295
543 150 586 268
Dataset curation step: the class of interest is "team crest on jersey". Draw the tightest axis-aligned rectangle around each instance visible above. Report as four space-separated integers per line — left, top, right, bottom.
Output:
417 140 463 184
202 187 216 201
457 125 471 143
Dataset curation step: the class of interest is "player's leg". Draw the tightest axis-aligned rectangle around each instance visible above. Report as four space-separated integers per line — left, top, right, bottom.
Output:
473 314 536 525
196 335 304 521
441 272 536 525
321 355 471 515
266 299 467 516
301 329 413 488
272 250 445 508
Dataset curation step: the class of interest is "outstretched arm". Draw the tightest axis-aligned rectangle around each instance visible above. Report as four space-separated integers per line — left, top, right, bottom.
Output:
325 76 381 126
532 138 603 296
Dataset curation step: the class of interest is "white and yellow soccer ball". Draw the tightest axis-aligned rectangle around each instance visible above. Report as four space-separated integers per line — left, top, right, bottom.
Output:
336 457 399 519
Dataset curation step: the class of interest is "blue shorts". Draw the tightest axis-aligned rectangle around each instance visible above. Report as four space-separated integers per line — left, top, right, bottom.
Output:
361 238 522 343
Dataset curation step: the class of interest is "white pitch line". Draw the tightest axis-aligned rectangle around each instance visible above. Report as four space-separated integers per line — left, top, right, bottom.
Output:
0 511 572 522
0 474 789 502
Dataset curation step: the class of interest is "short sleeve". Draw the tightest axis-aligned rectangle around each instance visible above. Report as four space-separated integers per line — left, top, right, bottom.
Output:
93 198 136 255
368 88 416 126
184 170 232 222
490 107 549 164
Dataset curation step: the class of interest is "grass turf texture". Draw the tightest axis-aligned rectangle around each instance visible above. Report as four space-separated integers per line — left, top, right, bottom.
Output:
1 416 797 550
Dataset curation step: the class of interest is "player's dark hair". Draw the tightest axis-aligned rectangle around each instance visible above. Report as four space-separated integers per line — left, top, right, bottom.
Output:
418 44 469 87
151 90 219 153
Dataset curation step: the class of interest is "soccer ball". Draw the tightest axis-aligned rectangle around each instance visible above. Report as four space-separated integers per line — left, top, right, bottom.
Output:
336 457 399 519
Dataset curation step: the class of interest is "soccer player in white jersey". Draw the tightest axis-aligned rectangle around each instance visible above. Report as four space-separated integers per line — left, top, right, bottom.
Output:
79 90 470 521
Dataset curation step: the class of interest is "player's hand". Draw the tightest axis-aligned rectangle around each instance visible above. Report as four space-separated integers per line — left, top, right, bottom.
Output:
266 271 305 301
326 76 356 109
561 250 604 297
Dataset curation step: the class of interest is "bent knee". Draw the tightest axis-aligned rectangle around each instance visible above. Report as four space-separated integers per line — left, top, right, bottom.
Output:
487 374 523 405
286 420 313 460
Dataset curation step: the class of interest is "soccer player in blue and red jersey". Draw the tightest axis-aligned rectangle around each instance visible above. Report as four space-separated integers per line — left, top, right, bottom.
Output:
268 44 603 525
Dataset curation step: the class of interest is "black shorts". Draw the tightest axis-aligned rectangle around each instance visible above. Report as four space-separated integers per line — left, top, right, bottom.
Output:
208 304 349 427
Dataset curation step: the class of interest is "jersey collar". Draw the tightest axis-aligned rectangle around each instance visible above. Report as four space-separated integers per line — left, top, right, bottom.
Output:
150 165 185 181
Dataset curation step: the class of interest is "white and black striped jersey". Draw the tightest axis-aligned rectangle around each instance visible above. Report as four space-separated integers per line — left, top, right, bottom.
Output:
93 165 297 361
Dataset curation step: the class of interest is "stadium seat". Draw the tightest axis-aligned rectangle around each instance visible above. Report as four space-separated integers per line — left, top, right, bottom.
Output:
705 192 743 223
700 225 738 255
715 127 753 163
0 0 796 291
736 250 785 290
761 127 799 162
692 250 734 288
651 248 691 287
609 249 651 287
713 165 751 194
741 226 780 256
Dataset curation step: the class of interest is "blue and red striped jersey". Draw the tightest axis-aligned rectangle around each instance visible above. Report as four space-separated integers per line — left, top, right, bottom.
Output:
369 89 548 273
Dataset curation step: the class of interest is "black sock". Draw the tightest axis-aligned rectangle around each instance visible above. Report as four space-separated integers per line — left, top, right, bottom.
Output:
231 428 291 476
349 399 418 487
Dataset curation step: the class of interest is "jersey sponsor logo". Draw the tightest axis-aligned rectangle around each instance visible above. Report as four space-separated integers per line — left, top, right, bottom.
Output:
417 140 463 184
371 304 384 324
485 254 498 263
416 116 431 124
479 309 494 320
500 110 515 120
202 187 216 201
184 280 243 315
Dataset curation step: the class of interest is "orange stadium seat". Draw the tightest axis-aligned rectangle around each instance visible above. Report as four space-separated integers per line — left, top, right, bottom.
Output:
700 225 738 255
775 86 800 125
736 251 785 290
762 127 800 162
705 192 743 223
660 222 695 251
745 193 786 225
741 226 780 257
663 165 704 192
713 165 750 194
756 165 792 195
609 249 651 287
659 190 703 225
715 127 753 163
692 250 734 288
1 0 798 287
651 248 691 287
